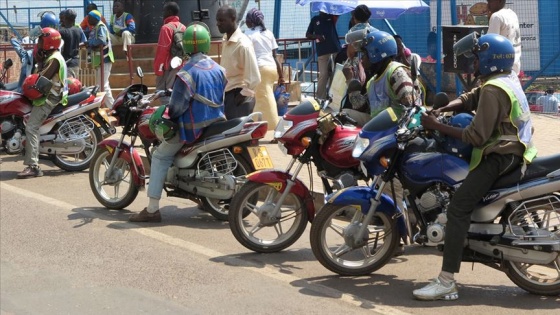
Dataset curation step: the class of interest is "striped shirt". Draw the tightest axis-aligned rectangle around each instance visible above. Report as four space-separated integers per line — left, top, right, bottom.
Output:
536 95 559 113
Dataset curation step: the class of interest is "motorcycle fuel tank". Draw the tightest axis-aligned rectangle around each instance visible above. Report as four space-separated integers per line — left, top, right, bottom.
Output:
0 91 32 116
320 125 361 168
402 152 469 186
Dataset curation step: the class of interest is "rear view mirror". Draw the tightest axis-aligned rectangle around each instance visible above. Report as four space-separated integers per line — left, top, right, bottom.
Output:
136 67 144 78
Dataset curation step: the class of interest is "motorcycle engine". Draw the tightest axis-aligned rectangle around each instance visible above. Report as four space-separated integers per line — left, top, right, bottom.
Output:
415 185 453 245
329 171 358 191
1 119 24 154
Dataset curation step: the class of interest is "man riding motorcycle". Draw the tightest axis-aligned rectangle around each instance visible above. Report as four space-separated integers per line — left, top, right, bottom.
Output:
128 23 227 222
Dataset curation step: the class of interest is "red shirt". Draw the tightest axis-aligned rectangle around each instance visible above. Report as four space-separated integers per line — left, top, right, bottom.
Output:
154 16 186 75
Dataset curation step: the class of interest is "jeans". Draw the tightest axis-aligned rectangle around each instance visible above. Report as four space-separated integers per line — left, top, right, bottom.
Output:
24 100 58 166
147 134 184 200
442 153 522 273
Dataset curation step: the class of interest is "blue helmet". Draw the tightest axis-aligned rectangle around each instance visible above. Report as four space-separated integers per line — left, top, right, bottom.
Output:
443 113 474 160
364 31 397 63
40 12 58 28
453 32 514 76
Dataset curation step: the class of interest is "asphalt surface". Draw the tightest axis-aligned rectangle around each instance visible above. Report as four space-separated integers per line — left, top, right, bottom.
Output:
0 113 559 314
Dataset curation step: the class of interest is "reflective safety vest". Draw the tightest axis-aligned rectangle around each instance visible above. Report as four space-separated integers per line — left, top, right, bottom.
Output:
33 51 68 107
110 12 131 34
92 21 114 67
469 73 537 170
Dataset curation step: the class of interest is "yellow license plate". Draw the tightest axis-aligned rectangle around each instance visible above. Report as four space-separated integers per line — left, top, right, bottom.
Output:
247 146 274 170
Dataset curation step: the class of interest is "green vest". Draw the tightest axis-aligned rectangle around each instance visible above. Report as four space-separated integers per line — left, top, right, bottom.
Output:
92 21 115 68
110 12 130 33
32 51 68 107
469 75 537 170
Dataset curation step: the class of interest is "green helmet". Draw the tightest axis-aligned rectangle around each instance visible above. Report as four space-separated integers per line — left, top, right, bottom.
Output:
149 106 177 141
183 22 211 55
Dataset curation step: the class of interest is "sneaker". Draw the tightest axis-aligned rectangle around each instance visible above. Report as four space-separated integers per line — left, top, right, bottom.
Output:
129 208 162 223
413 278 459 301
17 165 43 179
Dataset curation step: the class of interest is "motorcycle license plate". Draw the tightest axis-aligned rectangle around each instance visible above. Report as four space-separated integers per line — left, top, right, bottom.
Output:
247 146 274 170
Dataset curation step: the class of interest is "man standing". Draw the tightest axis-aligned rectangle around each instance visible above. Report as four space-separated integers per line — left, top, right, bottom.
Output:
536 87 559 113
306 11 341 100
487 0 521 74
154 1 186 104
18 28 68 178
109 0 136 53
216 5 261 119
129 23 227 222
59 9 86 78
86 9 115 108
80 3 107 39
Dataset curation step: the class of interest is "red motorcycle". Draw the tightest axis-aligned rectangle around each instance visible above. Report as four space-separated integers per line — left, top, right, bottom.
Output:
0 85 112 171
228 98 366 253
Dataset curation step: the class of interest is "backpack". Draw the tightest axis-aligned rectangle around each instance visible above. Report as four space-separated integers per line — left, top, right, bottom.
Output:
168 23 185 58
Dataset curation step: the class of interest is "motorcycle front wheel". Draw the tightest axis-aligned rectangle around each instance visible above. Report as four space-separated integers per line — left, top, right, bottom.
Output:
201 156 253 221
229 181 309 253
89 148 139 209
53 126 102 172
310 204 399 276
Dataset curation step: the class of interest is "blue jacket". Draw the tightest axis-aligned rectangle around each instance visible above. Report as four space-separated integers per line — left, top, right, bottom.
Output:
168 53 227 144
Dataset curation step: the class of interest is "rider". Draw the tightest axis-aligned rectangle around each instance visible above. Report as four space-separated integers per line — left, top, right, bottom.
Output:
414 33 537 301
129 23 227 223
18 28 68 179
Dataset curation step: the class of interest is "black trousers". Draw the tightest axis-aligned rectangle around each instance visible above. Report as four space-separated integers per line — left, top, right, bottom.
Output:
442 153 522 273
224 88 255 120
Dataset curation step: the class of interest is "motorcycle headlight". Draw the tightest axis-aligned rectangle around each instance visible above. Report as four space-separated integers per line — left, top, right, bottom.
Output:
352 135 369 158
274 117 293 139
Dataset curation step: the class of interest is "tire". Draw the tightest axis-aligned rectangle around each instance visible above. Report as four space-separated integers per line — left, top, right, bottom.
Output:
201 155 253 221
500 199 560 296
89 148 139 209
229 181 308 253
53 126 102 172
310 204 399 276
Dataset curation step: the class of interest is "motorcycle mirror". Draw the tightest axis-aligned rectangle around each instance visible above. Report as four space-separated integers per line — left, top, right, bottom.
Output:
433 92 450 110
410 57 418 83
136 67 144 78
3 58 13 69
170 57 183 69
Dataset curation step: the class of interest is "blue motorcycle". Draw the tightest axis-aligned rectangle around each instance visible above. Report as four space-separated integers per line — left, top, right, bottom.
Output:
309 99 560 296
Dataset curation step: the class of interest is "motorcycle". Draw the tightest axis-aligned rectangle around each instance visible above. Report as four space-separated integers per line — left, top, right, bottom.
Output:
0 83 112 171
228 98 366 253
88 67 271 220
309 96 560 296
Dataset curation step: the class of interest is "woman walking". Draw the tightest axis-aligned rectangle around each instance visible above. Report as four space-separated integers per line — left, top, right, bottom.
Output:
245 8 284 134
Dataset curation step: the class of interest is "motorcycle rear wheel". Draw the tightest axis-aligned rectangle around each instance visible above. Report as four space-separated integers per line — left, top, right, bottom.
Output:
201 156 253 221
501 199 560 296
229 181 308 253
53 126 102 172
310 204 399 276
89 148 139 209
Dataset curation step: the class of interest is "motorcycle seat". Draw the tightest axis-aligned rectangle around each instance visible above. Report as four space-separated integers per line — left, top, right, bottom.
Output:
2 82 19 91
492 153 560 189
195 118 243 142
49 90 92 116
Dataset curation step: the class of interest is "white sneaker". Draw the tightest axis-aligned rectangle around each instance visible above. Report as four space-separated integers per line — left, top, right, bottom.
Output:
413 278 459 301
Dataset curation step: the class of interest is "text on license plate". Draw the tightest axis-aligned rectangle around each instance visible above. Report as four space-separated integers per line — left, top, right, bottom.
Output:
248 146 274 170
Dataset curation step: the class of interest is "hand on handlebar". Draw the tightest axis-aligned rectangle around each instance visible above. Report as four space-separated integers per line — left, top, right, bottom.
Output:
420 111 440 130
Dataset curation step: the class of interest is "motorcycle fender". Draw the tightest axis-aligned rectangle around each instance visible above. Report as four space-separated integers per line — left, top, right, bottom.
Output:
327 186 407 237
97 139 146 187
246 170 316 222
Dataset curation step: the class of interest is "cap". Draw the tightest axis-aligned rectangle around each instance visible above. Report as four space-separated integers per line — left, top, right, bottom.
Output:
88 10 102 21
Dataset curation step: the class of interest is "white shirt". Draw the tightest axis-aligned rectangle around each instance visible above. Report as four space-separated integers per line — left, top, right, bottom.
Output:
536 94 559 113
245 26 278 68
488 8 521 74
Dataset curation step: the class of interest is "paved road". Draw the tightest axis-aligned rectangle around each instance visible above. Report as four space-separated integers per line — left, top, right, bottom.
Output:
0 113 559 315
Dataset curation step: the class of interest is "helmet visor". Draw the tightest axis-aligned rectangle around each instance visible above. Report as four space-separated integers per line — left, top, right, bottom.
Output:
453 32 479 58
345 29 368 50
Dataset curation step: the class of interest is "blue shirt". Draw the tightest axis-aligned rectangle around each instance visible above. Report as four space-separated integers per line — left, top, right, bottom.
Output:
306 14 341 56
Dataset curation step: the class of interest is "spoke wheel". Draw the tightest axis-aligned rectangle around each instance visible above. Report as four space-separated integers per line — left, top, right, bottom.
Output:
229 182 308 253
53 126 102 172
310 204 399 276
201 156 253 221
89 148 139 209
